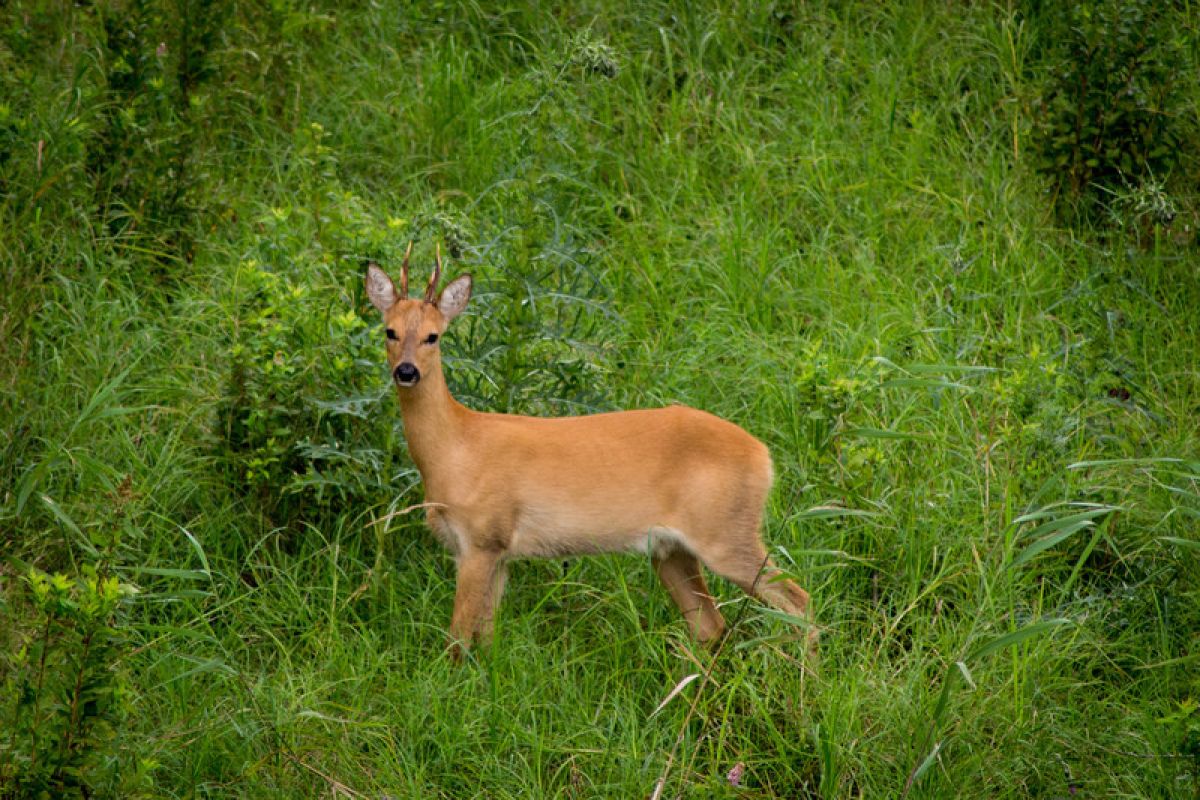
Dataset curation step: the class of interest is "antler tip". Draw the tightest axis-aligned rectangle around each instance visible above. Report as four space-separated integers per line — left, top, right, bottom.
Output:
425 240 444 303
399 242 412 299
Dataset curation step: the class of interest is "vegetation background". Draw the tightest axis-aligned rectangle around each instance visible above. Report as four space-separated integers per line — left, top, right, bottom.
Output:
2 1 1198 797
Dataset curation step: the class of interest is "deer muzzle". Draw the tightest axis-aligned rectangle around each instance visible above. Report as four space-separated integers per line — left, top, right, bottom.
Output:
394 362 420 386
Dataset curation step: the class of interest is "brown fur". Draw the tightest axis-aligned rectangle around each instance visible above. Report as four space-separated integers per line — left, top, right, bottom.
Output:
366 263 815 658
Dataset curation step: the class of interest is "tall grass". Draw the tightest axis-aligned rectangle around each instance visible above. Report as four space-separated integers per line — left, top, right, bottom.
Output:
2 1 1198 797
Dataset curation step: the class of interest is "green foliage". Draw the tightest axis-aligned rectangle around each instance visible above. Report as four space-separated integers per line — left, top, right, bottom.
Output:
0 0 229 272
214 120 399 520
785 344 885 494
1 1 1199 798
1157 698 1200 774
0 566 151 799
220 252 396 520
1029 0 1194 214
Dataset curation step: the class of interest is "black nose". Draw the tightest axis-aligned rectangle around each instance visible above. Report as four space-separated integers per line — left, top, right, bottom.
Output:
394 362 420 385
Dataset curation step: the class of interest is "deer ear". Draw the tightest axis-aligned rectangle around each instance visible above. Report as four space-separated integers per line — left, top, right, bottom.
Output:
365 263 398 313
437 274 472 322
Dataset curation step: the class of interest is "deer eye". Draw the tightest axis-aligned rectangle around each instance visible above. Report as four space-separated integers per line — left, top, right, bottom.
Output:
424 333 439 345
386 328 398 341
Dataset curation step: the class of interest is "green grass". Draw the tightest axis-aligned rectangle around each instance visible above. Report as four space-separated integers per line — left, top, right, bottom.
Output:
2 1 1199 797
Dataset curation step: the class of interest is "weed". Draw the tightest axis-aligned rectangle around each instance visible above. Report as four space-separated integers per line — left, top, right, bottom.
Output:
0 566 152 798
1029 0 1195 219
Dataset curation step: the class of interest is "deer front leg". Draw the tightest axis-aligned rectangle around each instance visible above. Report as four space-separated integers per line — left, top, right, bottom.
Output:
448 549 501 660
473 560 508 644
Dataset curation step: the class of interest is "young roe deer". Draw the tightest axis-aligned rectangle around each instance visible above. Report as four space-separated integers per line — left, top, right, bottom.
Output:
366 245 815 657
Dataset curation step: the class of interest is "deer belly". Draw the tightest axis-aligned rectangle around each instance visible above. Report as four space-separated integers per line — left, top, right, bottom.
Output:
506 500 686 559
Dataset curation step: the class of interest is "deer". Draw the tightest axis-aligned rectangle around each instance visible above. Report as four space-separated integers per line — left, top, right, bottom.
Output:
365 244 816 659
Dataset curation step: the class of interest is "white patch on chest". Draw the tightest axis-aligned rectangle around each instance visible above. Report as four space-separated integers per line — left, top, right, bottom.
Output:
425 507 462 556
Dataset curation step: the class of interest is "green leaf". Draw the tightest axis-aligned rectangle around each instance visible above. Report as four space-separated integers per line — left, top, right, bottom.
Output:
69 360 142 437
128 567 210 581
906 741 942 792
1011 521 1095 568
39 494 84 540
789 505 879 522
969 619 1073 660
756 606 816 630
843 427 929 441
15 457 61 516
179 526 212 576
1068 457 1184 469
1158 536 1200 552
1013 505 1117 530
880 377 970 392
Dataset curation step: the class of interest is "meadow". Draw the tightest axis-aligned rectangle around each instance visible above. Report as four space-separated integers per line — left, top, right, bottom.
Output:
2 1 1199 797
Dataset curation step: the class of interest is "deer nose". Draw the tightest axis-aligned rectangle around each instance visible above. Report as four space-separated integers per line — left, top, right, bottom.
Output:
394 362 420 386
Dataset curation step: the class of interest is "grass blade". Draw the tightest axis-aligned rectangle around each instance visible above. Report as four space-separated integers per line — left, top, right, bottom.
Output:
1013 505 1117 531
904 741 943 797
1159 536 1200 552
969 619 1073 660
843 426 930 441
649 673 701 719
1011 520 1095 569
789 505 880 522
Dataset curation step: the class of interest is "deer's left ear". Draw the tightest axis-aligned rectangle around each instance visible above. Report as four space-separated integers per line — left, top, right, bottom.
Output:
366 263 398 313
437 274 472 322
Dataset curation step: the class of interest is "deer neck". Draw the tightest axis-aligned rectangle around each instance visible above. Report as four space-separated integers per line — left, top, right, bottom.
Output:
396 366 466 479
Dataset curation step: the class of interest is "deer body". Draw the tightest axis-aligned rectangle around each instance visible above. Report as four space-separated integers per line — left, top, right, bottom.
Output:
367 251 814 655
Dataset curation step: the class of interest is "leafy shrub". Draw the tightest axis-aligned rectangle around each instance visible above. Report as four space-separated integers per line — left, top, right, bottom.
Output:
90 0 230 250
220 253 398 521
783 344 886 495
1029 0 1193 213
1158 699 1200 774
0 565 153 798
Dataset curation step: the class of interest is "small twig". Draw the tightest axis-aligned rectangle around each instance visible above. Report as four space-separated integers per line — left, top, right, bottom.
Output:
365 502 447 530
283 751 365 798
345 568 374 606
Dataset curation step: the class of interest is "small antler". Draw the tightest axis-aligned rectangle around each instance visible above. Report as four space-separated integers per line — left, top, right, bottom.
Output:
399 240 413 299
424 242 442 304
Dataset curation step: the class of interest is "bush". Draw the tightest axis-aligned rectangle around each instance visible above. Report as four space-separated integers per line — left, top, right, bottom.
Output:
1029 0 1193 215
0 565 152 798
220 251 399 523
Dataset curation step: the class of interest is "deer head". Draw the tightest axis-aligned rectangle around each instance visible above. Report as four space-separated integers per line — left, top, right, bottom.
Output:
365 242 472 388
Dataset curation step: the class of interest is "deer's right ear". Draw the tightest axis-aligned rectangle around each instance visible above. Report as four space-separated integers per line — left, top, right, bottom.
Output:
365 263 398 313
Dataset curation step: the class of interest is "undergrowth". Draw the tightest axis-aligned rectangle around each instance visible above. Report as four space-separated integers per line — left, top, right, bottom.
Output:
2 1 1198 797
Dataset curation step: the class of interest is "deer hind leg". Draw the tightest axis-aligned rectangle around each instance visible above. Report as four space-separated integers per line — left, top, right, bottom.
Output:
653 547 725 644
693 536 818 655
